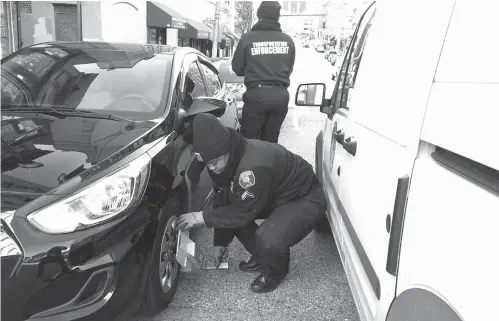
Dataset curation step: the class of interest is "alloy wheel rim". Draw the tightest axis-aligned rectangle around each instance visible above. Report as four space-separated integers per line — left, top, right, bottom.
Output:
159 216 178 293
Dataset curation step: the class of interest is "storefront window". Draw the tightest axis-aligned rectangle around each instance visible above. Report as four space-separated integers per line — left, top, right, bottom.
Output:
158 28 166 45
147 27 166 45
179 38 189 47
147 27 157 44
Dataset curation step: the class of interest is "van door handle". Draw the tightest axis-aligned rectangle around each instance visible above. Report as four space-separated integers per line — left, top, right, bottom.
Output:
333 129 345 144
343 137 357 156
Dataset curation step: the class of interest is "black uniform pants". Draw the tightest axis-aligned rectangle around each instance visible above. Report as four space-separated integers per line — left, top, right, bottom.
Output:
241 86 289 143
216 178 327 282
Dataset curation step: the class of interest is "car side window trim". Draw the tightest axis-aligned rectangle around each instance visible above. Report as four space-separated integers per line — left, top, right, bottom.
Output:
181 54 206 98
198 60 223 98
185 59 208 99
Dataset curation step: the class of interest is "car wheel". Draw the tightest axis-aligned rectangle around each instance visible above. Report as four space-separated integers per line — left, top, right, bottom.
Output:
142 195 182 316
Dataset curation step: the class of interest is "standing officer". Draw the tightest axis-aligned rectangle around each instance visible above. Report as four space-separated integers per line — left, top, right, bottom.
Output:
176 114 327 293
232 1 296 143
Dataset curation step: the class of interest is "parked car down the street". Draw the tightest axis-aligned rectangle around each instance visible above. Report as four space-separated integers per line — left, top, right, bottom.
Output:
315 44 325 53
1 41 239 321
212 57 245 121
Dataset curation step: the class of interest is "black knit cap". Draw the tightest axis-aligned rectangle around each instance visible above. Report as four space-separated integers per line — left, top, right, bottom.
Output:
193 113 231 162
257 1 281 21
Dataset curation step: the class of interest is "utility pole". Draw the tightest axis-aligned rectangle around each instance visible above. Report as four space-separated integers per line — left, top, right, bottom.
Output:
76 1 83 41
212 1 221 58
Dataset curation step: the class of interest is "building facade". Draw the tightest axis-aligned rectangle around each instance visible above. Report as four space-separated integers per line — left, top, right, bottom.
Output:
0 0 216 58
1 1 102 58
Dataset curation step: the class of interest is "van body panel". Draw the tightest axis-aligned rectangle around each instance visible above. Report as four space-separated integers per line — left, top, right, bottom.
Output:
346 1 454 148
420 82 499 170
396 156 499 321
435 1 499 83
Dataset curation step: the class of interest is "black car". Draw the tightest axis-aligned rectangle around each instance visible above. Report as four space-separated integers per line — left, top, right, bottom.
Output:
1 42 239 321
212 58 245 121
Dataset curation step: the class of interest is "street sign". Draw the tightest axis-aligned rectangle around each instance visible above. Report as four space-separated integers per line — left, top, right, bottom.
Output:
197 30 209 39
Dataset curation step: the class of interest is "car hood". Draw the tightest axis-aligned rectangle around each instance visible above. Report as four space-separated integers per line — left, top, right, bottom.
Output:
1 114 158 210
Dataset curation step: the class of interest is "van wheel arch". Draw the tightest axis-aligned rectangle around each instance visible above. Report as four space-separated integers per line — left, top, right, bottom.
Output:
386 288 464 321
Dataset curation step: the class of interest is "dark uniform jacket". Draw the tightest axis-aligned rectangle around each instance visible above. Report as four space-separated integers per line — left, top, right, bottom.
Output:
232 19 296 89
203 139 315 229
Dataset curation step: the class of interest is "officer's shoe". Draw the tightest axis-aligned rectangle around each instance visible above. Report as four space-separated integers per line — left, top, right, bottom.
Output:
238 257 262 272
250 275 280 293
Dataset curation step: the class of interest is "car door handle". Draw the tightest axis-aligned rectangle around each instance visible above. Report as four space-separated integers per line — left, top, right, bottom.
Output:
333 129 345 144
343 137 357 156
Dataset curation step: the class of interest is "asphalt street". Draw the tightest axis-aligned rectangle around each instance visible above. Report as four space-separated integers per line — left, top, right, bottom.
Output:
130 42 359 321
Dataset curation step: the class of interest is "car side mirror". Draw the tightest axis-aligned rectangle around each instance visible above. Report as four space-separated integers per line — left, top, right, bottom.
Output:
295 83 326 107
174 97 227 143
179 97 227 120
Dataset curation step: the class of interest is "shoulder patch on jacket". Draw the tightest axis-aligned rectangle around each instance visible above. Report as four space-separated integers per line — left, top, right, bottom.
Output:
239 170 255 189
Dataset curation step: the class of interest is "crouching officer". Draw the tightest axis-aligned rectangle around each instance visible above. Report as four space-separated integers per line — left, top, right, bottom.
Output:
175 114 327 293
232 1 296 143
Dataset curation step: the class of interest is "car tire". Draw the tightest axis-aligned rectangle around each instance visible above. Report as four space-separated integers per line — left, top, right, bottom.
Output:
141 193 182 316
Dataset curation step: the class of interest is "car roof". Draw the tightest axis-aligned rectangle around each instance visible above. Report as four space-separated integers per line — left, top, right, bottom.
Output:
23 41 208 60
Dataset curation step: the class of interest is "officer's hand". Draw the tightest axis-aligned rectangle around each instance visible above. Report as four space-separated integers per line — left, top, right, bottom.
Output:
175 212 205 232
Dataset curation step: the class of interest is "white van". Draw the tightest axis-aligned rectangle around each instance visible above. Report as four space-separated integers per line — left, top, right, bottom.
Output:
295 1 498 321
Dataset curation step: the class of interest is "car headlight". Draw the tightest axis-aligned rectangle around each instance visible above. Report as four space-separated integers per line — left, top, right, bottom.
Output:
27 153 151 234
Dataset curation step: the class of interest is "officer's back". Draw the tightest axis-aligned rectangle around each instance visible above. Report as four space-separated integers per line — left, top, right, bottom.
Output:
231 1 296 143
232 3 295 88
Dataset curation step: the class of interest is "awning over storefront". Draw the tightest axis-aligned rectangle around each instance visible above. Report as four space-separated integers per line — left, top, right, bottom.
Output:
223 29 240 42
178 19 211 40
147 1 187 29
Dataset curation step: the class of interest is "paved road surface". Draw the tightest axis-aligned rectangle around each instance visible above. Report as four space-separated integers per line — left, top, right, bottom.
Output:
129 42 359 321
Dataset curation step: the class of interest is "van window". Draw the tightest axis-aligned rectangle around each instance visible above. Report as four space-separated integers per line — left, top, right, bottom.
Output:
338 4 377 110
347 7 376 89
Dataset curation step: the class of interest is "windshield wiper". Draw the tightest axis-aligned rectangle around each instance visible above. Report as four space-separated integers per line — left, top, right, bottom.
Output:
2 105 131 122
6 125 44 146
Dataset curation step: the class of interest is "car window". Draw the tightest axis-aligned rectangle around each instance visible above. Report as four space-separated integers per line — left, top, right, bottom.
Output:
198 62 223 97
1 75 29 105
186 62 206 99
346 6 376 90
217 62 243 83
327 4 376 119
1 47 172 120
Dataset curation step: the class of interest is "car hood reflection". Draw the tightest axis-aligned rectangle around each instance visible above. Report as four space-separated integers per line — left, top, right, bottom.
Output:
1 114 158 211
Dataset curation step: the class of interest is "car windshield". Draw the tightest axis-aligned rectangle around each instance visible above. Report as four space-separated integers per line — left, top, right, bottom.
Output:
1 44 172 120
217 61 244 83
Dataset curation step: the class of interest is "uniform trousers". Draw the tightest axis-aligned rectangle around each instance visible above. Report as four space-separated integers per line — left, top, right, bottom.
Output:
214 178 327 282
241 86 289 143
